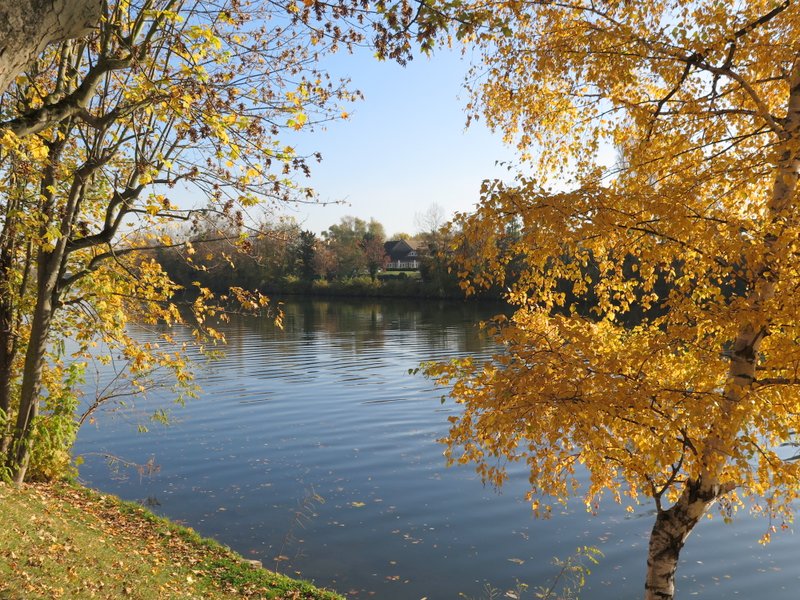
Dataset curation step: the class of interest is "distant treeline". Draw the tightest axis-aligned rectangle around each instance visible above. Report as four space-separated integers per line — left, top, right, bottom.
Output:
155 214 480 301
154 212 721 315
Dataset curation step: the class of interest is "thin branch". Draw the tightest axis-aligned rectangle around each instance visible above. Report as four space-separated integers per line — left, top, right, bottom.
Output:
756 377 800 386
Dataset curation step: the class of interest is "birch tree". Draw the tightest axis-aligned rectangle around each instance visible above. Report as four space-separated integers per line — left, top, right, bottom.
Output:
388 1 800 598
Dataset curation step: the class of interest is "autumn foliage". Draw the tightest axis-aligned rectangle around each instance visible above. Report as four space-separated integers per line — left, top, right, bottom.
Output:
403 1 800 598
0 0 367 483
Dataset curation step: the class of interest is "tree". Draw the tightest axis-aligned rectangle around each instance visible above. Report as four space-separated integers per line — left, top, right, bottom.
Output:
312 239 339 280
158 217 260 294
323 216 367 278
361 232 389 280
406 2 800 599
322 216 387 279
0 0 362 483
0 0 101 94
295 230 318 281
413 202 446 240
251 217 303 286
413 202 454 293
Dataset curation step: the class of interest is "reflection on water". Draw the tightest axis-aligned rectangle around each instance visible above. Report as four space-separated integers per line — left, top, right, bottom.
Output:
74 298 800 599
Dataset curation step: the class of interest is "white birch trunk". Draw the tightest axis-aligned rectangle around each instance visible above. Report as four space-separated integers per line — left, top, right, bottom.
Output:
644 53 800 600
644 480 719 600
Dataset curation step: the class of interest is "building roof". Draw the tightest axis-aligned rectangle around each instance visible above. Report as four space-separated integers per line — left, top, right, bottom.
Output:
384 239 422 262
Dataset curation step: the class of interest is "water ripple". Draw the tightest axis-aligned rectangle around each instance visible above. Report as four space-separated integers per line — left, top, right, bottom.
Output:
75 298 799 599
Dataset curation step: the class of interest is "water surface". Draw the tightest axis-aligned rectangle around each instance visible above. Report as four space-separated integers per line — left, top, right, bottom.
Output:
74 298 800 598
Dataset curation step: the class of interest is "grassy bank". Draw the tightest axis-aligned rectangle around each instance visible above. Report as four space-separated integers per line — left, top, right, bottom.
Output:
260 274 472 300
0 482 343 600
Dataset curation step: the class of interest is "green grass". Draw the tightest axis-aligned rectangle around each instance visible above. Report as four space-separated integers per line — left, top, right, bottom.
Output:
0 482 344 600
378 270 421 278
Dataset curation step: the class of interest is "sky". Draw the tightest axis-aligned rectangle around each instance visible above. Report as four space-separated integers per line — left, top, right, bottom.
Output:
278 46 520 237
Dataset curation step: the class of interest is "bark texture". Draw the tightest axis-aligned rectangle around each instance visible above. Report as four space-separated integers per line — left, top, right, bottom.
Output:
644 480 721 600
643 53 800 600
0 0 101 95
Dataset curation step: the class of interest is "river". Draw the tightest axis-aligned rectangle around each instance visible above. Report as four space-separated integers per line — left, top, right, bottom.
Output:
73 297 800 598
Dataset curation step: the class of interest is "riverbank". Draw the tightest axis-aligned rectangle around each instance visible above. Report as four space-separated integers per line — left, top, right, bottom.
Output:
249 276 478 301
0 481 343 600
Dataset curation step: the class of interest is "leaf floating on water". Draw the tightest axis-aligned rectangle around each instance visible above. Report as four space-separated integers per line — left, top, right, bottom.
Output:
350 501 366 508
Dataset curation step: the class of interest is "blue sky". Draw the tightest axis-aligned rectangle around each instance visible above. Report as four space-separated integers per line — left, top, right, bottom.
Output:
282 46 519 237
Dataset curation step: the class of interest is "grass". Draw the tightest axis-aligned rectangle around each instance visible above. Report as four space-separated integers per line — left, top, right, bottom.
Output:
0 481 344 600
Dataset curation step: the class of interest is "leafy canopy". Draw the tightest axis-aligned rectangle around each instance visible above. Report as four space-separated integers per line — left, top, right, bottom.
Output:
0 0 368 480
419 0 800 535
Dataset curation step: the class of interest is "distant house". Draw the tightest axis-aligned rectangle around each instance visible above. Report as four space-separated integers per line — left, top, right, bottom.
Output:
384 239 423 270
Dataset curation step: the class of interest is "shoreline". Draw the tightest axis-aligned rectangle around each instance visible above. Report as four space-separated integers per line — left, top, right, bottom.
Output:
0 481 344 600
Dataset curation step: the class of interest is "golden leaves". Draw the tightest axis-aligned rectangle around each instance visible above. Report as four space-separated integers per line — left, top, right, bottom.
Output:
432 0 800 518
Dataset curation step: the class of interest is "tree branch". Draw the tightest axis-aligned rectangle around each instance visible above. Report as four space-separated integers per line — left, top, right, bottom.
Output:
1 56 132 137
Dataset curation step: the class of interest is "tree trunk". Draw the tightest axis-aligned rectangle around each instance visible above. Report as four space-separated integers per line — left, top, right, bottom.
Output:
0 308 14 455
5 137 72 483
0 0 101 95
8 252 59 484
644 50 800 600
644 479 721 600
0 212 22 455
0 257 14 451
